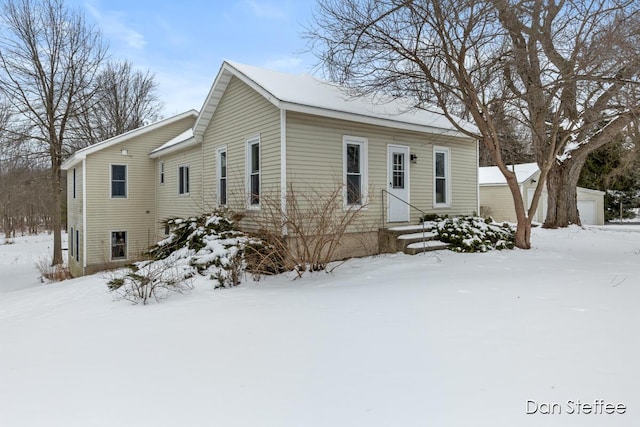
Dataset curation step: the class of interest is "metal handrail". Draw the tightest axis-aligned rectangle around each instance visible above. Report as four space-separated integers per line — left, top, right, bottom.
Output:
381 189 431 252
381 189 427 226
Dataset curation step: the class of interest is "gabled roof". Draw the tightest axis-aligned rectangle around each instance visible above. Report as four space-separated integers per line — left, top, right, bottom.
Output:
479 163 540 185
61 110 198 170
193 61 478 138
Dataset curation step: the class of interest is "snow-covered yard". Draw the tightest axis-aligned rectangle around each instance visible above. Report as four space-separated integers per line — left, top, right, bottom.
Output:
1 226 639 427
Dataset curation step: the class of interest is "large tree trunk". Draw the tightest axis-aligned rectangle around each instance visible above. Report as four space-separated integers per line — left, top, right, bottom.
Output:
544 160 584 227
505 172 531 248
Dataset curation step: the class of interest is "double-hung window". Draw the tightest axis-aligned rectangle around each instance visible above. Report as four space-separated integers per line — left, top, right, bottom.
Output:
178 165 190 195
160 161 165 184
343 136 367 206
434 146 451 207
246 136 260 207
111 165 127 198
217 146 227 206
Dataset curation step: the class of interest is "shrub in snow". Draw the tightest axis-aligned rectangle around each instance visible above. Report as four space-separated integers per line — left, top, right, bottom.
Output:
106 211 275 303
421 215 515 253
106 257 195 305
34 256 71 282
250 183 368 277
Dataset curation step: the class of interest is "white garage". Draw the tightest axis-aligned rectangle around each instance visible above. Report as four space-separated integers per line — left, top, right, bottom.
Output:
479 163 605 225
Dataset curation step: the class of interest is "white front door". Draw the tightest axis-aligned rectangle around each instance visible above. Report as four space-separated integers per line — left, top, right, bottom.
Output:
387 145 410 222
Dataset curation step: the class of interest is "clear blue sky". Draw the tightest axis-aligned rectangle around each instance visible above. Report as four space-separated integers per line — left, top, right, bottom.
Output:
67 0 319 116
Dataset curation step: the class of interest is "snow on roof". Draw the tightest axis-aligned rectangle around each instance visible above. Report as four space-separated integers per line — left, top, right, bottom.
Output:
479 163 540 185
149 128 195 158
194 61 478 137
62 110 198 170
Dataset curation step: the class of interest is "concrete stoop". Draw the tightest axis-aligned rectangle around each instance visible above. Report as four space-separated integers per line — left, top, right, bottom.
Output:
379 224 450 255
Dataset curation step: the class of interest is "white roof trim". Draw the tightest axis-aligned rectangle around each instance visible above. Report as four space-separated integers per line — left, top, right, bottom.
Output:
577 187 606 196
193 61 477 139
478 163 540 185
278 101 465 136
62 110 198 170
149 128 197 158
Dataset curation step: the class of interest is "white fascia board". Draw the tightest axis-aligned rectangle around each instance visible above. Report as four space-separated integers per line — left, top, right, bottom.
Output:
62 110 198 170
149 137 199 159
279 101 470 139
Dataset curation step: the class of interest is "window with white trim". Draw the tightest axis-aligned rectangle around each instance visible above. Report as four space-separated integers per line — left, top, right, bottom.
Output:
111 231 127 260
111 164 127 198
178 165 190 195
160 161 164 184
72 168 77 199
217 146 227 206
343 136 367 206
434 146 451 207
246 136 260 207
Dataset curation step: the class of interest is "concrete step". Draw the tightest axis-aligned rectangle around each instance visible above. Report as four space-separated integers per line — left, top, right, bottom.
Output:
404 240 450 255
397 231 438 240
379 224 436 253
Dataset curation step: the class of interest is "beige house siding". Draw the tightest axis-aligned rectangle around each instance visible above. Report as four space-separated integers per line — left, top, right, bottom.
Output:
285 112 478 232
155 144 204 237
479 185 518 222
67 161 84 277
82 116 195 273
201 76 281 230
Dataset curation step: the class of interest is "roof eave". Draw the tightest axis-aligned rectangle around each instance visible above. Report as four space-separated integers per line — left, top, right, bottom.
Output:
193 62 282 138
62 110 198 170
149 137 199 159
280 102 472 138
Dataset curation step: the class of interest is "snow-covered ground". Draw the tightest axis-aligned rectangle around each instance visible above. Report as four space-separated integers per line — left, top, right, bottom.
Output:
1 226 639 427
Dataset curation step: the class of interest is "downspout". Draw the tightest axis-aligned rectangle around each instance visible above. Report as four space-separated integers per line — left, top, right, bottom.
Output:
200 134 205 213
280 109 287 236
82 158 87 275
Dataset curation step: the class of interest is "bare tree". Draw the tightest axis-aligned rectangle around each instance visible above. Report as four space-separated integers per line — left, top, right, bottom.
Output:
493 0 640 227
69 60 164 150
479 101 534 167
307 0 544 248
0 0 106 264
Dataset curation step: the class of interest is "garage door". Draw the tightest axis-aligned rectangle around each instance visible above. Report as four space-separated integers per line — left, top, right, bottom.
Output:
577 200 596 225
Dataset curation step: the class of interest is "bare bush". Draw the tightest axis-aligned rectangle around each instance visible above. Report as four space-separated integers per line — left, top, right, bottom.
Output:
251 183 368 277
106 257 194 305
35 257 71 282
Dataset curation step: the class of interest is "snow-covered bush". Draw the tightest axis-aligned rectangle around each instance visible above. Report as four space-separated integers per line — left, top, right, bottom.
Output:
421 215 515 253
106 211 272 303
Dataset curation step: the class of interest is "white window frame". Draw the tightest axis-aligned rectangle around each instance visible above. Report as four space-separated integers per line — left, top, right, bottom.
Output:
110 164 127 199
110 230 127 261
178 165 190 195
246 135 261 209
217 145 228 207
160 161 164 185
433 146 451 208
343 136 368 208
72 168 77 199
